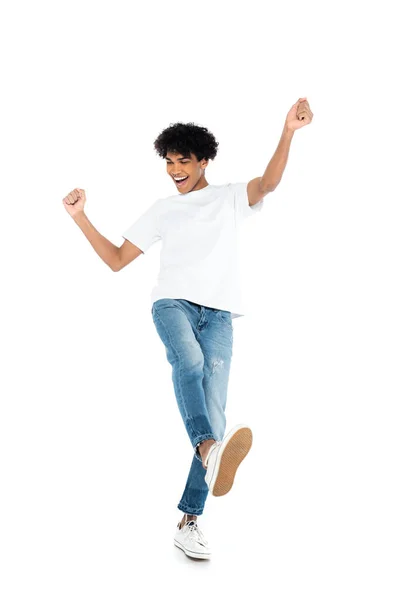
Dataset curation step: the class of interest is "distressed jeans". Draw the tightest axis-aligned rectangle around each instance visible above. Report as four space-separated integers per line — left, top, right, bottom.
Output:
151 298 233 515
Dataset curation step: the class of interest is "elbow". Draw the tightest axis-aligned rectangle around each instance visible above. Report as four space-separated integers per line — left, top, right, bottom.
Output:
111 248 121 272
110 260 121 272
263 182 279 194
259 180 278 195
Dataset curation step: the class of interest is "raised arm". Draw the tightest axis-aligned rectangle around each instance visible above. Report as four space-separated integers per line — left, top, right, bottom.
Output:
63 187 142 272
247 97 313 207
116 239 143 271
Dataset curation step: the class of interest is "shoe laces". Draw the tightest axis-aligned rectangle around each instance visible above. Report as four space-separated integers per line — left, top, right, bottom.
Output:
184 520 208 546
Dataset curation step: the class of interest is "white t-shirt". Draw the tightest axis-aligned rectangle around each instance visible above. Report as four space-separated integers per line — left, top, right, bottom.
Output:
122 182 264 319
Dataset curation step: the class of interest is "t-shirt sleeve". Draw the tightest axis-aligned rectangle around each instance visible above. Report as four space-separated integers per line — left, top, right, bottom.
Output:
121 199 162 253
229 181 264 223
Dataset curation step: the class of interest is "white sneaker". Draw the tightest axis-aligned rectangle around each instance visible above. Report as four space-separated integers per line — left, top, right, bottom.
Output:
174 520 211 559
204 424 253 496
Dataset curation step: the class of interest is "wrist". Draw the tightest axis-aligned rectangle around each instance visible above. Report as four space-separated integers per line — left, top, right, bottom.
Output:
283 125 295 137
73 211 86 224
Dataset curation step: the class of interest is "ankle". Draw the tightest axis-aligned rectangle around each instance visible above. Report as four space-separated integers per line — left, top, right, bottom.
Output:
180 513 197 528
198 439 216 463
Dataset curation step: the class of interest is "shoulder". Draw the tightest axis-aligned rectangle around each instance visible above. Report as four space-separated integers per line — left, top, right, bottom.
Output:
211 182 244 194
224 182 248 198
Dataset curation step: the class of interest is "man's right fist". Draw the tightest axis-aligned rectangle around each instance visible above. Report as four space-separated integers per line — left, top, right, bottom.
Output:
62 188 86 218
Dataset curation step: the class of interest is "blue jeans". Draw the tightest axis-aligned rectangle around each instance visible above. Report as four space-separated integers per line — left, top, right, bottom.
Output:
151 298 233 515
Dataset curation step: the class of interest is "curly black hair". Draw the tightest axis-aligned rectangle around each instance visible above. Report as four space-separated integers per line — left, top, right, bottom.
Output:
153 122 219 163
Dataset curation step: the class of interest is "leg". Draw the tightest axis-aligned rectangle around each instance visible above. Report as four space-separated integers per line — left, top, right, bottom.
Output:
176 303 233 515
151 299 217 515
152 299 217 452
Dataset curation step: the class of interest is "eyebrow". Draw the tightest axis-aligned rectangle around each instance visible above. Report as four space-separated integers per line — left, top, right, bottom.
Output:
166 156 190 161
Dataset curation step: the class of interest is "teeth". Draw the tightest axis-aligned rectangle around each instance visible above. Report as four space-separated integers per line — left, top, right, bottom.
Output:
174 176 187 181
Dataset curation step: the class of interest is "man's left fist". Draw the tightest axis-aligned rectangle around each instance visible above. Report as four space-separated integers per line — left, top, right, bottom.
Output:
285 97 314 132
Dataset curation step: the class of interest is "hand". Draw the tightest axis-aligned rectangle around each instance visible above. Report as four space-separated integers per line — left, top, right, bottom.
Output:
285 97 314 132
62 188 86 218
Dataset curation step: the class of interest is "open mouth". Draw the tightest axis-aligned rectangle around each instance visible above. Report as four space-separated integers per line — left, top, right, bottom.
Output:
174 176 189 187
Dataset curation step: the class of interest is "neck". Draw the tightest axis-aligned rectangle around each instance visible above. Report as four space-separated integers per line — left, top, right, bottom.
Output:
191 176 209 192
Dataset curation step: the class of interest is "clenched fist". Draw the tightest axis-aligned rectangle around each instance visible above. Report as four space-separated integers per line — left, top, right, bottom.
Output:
62 188 86 218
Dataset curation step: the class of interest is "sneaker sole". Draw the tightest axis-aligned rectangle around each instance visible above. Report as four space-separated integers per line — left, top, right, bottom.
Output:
174 539 211 560
209 426 253 496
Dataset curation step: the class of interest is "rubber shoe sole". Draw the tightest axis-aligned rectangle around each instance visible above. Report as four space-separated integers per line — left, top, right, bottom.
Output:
205 425 253 496
173 538 211 560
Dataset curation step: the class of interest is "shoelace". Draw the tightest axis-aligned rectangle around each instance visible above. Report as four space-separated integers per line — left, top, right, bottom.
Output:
184 521 208 546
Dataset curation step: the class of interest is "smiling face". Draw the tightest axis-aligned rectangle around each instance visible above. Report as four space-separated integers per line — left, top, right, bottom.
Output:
166 151 209 193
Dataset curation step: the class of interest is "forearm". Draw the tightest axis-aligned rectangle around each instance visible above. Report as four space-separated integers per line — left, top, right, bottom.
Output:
73 212 120 271
260 126 294 192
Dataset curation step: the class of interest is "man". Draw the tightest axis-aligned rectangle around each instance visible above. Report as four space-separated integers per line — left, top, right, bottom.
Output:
62 98 313 560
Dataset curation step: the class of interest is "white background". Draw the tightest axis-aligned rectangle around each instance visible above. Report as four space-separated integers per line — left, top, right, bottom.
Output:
1 0 399 598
